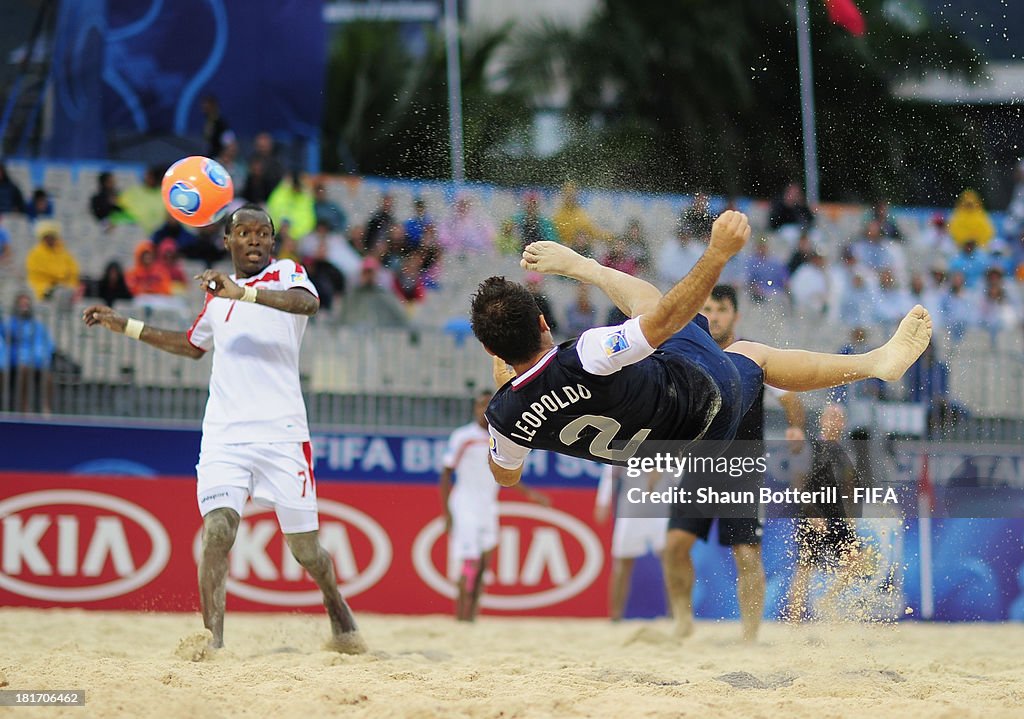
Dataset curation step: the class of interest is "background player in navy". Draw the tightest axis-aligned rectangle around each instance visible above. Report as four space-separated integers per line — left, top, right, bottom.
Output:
471 211 932 491
664 284 807 641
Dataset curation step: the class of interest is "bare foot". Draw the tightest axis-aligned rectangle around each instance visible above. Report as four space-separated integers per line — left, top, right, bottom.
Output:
175 630 217 662
673 614 694 639
520 241 589 279
324 631 369 655
874 305 932 381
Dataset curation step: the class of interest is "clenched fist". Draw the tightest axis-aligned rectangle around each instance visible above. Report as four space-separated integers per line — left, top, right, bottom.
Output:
709 210 751 260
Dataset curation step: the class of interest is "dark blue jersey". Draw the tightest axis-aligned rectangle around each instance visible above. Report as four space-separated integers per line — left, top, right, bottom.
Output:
486 334 722 467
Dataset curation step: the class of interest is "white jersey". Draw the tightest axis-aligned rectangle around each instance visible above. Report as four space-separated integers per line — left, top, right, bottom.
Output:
187 259 318 447
443 422 498 509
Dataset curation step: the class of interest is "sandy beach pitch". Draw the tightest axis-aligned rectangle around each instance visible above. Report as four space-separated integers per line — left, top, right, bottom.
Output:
1 609 1022 718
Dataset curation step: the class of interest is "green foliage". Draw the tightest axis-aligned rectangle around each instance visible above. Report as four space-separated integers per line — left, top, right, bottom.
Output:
321 3 988 204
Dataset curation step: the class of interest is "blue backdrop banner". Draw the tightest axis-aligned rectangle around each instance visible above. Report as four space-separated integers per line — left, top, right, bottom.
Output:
49 0 326 158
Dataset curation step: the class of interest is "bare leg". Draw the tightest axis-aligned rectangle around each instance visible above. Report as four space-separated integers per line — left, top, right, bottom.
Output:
609 557 636 621
728 306 933 391
285 531 367 654
467 549 493 622
663 530 697 638
198 508 240 649
455 573 471 621
732 543 765 642
786 557 814 622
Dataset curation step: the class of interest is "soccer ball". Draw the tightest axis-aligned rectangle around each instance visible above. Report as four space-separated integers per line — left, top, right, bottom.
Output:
161 156 234 227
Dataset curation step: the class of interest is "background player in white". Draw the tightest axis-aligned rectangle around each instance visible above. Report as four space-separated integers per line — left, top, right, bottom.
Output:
439 391 549 622
82 205 366 654
594 466 671 621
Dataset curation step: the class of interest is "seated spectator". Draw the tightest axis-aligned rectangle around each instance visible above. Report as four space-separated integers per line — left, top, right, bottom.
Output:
314 181 347 234
364 194 396 253
746 237 788 303
403 197 432 248
828 327 885 404
524 272 558 336
0 163 26 214
838 272 874 327
156 239 188 293
241 158 275 204
438 195 496 256
381 224 413 272
853 220 894 272
337 257 409 328
501 191 556 253
948 189 995 249
418 224 443 288
173 218 227 268
978 267 1021 344
949 239 991 288
940 271 978 343
914 212 955 255
25 188 54 222
828 246 872 322
904 342 964 434
301 220 362 285
299 220 361 312
6 292 55 413
92 261 133 307
119 166 166 234
872 268 916 330
787 232 816 275
564 283 597 338
276 220 302 264
552 182 608 251
656 224 704 289
1004 158 1024 242
247 132 285 191
125 241 173 297
680 192 714 239
151 216 193 250
789 251 829 316
392 251 427 306
602 219 648 276
267 171 316 239
871 200 902 241
25 221 79 300
90 172 125 224
768 182 813 231
215 137 247 189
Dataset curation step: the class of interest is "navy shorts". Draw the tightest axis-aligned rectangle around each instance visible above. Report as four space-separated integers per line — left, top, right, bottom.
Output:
659 314 764 443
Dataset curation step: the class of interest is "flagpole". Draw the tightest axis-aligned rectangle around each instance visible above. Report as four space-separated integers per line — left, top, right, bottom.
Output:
443 0 465 185
795 0 820 206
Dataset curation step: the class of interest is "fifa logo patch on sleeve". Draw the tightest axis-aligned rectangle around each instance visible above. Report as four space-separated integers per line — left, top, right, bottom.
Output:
602 329 630 356
291 272 304 283
489 436 497 453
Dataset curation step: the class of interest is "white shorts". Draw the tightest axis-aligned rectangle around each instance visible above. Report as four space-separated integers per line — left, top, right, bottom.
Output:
196 441 319 534
449 498 499 562
611 516 669 559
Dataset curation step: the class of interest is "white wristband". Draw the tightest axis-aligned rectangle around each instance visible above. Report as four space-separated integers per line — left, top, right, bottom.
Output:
241 286 258 303
124 318 145 340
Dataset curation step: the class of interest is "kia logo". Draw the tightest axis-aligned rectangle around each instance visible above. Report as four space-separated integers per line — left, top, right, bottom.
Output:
192 499 392 607
412 502 603 610
0 490 171 602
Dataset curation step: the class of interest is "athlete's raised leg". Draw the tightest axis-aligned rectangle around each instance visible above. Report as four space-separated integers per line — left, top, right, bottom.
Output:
727 306 932 391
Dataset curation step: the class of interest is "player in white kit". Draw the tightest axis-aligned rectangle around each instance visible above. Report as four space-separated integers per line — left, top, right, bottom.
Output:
82 205 365 653
439 391 548 621
594 466 671 621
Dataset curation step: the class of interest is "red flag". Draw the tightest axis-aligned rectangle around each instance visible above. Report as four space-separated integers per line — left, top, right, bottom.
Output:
824 0 866 36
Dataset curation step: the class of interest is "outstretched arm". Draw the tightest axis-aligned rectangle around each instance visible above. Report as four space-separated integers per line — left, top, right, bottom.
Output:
521 243 662 318
82 305 205 359
522 211 750 348
197 270 319 317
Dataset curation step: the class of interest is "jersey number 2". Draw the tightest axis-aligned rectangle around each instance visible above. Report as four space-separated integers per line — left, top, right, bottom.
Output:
558 415 651 462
